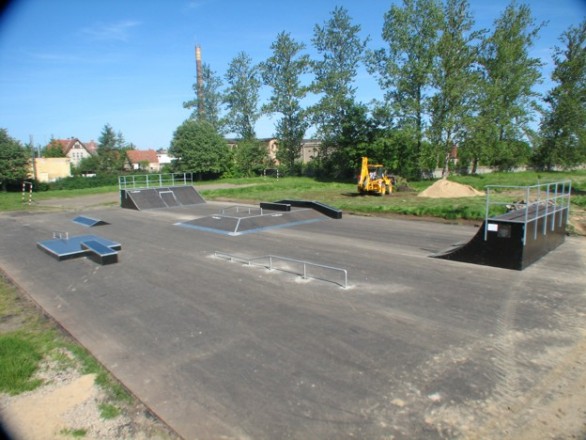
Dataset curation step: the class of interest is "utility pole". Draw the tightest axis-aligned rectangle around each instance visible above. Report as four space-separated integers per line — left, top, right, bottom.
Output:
195 45 204 118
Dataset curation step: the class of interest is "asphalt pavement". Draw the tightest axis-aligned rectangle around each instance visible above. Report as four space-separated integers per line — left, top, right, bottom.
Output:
0 200 585 439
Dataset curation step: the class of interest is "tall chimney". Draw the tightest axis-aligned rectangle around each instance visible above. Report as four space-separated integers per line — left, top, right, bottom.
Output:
195 45 204 118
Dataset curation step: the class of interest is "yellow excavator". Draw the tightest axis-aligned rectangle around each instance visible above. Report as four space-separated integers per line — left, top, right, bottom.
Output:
357 157 394 196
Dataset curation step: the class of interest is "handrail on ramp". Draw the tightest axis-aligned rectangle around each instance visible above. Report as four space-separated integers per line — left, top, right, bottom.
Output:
214 252 348 289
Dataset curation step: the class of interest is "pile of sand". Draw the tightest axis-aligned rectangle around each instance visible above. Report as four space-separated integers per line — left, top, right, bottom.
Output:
418 178 485 198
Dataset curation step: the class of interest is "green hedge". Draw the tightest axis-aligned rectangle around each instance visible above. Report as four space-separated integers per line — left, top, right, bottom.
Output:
48 175 119 190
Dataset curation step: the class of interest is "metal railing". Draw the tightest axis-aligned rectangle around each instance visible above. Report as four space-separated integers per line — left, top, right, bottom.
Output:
118 172 194 190
220 205 264 216
484 180 572 244
214 252 349 289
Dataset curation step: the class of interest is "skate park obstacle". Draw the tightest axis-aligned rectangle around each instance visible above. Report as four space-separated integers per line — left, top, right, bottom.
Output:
434 180 571 270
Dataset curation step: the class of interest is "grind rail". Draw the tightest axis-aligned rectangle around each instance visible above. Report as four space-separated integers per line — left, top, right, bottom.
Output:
214 252 348 289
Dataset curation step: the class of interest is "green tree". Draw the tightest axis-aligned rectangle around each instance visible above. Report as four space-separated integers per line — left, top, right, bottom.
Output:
223 52 261 141
0 129 30 191
311 6 369 153
260 31 311 171
369 0 443 173
169 120 230 179
184 63 226 132
324 101 379 179
475 2 543 170
42 138 66 158
97 124 125 173
233 140 269 177
73 155 101 176
430 0 483 176
535 20 586 170
98 123 117 152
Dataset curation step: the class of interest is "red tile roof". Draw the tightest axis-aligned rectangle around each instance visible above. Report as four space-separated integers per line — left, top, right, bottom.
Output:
126 149 159 164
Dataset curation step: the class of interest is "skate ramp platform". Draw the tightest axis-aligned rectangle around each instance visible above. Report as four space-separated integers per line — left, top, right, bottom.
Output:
120 186 205 210
37 234 121 264
176 205 330 236
433 181 571 270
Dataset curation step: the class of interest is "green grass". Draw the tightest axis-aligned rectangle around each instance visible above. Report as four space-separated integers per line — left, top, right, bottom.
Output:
60 428 88 438
0 274 132 405
200 173 584 221
0 333 43 394
99 402 121 419
0 185 119 212
1 170 584 221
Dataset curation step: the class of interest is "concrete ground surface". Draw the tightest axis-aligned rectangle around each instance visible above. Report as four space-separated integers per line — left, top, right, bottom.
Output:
0 197 585 439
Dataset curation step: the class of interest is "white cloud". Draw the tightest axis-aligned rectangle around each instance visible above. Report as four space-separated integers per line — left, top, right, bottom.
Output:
82 20 141 42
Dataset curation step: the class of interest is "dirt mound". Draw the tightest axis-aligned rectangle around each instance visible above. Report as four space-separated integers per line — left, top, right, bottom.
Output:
418 178 485 198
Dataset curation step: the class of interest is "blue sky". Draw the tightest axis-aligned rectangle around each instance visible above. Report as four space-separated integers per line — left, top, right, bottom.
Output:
0 0 584 150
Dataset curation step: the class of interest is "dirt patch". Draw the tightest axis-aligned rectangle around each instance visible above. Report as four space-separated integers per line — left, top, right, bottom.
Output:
1 362 176 440
0 276 179 440
418 178 485 198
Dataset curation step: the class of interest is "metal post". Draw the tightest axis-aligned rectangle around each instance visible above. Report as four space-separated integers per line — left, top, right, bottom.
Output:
484 188 490 241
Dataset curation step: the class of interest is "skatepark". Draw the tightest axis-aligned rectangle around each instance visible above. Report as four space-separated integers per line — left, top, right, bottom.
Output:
0 182 585 439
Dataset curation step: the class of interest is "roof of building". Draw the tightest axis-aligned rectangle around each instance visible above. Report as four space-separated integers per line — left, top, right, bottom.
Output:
55 138 95 156
126 149 159 164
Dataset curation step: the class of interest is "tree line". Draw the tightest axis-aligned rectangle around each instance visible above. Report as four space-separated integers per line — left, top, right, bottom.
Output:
174 0 585 180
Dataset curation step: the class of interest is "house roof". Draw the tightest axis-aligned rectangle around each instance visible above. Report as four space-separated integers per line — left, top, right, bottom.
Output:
126 149 159 164
55 138 94 156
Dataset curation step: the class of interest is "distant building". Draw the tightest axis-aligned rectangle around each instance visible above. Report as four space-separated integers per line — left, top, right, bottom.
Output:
54 138 95 167
156 149 174 168
225 138 322 165
125 149 160 172
32 157 72 182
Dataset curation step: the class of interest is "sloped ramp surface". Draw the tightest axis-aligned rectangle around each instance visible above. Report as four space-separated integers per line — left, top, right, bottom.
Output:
72 216 109 227
433 207 568 270
120 186 205 210
176 208 325 236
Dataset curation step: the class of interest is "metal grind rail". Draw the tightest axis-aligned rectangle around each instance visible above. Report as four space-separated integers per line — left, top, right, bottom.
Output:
484 180 572 245
214 252 349 289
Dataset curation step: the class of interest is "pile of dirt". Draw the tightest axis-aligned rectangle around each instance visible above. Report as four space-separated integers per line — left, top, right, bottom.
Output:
418 178 485 198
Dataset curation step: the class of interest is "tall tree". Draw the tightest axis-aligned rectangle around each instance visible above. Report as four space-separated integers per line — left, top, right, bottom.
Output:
0 129 30 191
535 20 586 170
311 6 369 150
169 120 230 179
260 31 311 171
475 1 543 170
97 123 124 173
223 52 261 141
42 138 66 158
430 0 483 176
184 63 226 132
98 123 117 152
369 0 443 171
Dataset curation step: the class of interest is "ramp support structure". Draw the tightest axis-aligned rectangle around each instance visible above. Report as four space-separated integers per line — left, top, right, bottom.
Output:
435 180 571 270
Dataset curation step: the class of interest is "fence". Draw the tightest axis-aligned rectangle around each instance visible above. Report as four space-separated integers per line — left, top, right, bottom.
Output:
118 172 194 191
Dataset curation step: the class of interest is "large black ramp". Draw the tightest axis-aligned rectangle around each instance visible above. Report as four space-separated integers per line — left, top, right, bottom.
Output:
120 186 205 210
120 189 166 210
172 185 205 205
434 207 568 270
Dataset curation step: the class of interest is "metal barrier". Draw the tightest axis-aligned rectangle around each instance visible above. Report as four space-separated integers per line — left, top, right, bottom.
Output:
484 180 572 245
220 205 263 216
118 172 194 190
214 252 348 289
